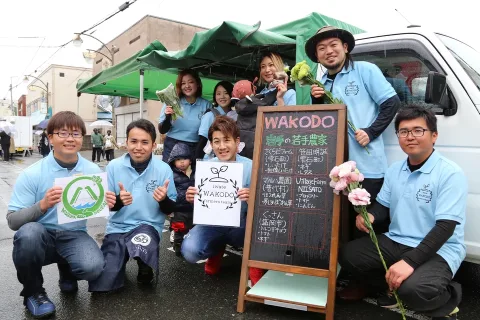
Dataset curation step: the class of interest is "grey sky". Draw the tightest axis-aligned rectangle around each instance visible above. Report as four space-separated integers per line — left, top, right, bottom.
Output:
1 0 477 101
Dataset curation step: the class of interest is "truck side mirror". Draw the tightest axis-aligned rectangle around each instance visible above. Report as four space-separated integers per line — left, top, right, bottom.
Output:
425 71 447 104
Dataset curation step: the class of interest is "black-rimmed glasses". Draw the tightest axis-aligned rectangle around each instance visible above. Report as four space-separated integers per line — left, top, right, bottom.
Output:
395 128 429 138
53 131 83 139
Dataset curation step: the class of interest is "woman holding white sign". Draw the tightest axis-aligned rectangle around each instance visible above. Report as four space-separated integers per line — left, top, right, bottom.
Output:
182 116 251 275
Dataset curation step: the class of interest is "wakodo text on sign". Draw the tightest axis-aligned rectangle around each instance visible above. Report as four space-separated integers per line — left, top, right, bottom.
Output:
264 114 335 129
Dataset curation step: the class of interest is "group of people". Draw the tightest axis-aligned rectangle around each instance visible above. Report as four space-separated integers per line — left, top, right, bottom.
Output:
6 26 466 320
91 128 119 162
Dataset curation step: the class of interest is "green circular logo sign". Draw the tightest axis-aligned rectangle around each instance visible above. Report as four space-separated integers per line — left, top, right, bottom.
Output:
62 175 106 219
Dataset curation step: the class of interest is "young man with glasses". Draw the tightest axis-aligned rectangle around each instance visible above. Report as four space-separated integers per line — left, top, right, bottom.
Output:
7 111 117 318
339 106 467 320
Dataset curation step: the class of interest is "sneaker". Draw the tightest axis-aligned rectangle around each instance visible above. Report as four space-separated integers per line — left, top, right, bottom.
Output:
432 307 459 320
136 259 154 284
59 279 78 293
376 291 398 309
249 268 266 286
169 230 175 244
25 292 56 318
205 249 225 275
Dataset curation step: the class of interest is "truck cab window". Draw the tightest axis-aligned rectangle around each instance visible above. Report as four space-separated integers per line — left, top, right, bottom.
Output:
437 34 480 92
352 39 451 114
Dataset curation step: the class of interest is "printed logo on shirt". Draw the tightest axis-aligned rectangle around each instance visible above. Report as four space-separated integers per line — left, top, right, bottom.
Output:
131 233 151 246
345 81 359 96
146 179 158 193
416 184 433 203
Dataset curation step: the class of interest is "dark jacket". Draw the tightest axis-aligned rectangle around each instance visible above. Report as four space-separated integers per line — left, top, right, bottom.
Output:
236 89 278 159
39 132 50 154
168 143 195 219
0 131 10 145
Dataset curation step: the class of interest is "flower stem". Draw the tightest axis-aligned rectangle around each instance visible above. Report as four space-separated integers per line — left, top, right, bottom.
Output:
359 208 407 320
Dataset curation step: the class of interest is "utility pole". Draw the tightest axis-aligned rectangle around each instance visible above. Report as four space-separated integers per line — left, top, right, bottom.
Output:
10 78 15 116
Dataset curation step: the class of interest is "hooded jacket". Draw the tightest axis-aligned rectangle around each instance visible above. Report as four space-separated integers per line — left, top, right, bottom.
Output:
168 143 195 213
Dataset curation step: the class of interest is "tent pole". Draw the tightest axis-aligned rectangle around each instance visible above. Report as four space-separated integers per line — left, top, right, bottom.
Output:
139 69 144 119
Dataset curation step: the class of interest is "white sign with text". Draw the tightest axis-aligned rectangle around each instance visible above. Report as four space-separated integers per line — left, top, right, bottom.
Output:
194 161 243 227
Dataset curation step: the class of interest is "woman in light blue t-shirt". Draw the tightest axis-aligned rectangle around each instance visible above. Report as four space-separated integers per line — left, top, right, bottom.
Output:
158 69 212 162
257 51 296 106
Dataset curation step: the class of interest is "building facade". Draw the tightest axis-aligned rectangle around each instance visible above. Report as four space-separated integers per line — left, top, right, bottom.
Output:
17 95 26 116
90 15 207 144
26 65 96 134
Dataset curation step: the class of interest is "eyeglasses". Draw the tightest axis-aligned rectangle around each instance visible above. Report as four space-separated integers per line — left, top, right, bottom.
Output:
396 128 429 138
53 131 83 139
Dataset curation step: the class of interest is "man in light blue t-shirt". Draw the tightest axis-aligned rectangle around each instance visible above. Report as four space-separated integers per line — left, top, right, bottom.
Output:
7 111 117 318
339 106 467 320
182 116 251 276
89 119 176 293
306 26 402 239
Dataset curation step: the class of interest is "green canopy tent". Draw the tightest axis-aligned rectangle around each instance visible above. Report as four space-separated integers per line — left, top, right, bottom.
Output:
76 40 221 112
268 12 365 104
138 21 298 83
138 14 365 105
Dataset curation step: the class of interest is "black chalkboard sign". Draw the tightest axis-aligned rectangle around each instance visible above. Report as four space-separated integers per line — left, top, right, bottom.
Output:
238 105 346 318
249 109 340 269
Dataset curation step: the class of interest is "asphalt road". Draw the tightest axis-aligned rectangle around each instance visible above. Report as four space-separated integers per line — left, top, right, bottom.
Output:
0 152 479 320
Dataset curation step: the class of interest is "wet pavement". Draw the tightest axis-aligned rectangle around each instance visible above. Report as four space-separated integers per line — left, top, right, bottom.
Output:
1 151 479 320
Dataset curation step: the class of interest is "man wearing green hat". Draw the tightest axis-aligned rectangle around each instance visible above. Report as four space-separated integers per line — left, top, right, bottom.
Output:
306 25 401 298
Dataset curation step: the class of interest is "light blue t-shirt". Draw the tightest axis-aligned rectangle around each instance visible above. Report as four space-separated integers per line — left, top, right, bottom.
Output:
376 151 468 274
106 154 177 235
198 106 226 138
259 87 297 106
158 96 212 143
210 154 252 216
320 61 397 178
8 152 102 231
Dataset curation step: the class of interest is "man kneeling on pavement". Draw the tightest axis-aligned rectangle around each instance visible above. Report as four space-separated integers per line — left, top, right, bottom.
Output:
89 119 176 292
339 106 467 320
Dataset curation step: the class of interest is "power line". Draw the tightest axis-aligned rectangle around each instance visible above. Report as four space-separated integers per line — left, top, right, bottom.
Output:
77 0 139 35
4 0 141 98
21 37 46 78
0 44 61 48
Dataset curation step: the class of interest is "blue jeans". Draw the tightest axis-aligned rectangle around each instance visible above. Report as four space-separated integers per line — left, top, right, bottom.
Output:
181 219 246 263
12 222 104 297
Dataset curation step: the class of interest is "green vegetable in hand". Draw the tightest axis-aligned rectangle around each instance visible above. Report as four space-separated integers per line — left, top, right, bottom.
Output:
156 83 183 121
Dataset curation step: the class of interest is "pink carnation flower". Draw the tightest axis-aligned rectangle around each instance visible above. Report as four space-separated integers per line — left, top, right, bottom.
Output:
346 161 357 170
338 162 354 178
329 166 340 180
335 178 348 192
348 188 371 206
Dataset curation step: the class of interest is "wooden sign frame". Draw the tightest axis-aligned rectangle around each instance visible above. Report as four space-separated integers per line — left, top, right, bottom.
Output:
237 105 346 320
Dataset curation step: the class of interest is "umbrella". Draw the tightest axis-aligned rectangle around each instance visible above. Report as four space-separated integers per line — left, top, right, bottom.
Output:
90 120 113 127
34 130 43 136
0 120 16 135
36 119 49 129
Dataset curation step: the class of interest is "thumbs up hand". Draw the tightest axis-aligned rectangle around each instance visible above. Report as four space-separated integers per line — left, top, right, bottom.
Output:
153 179 170 202
118 182 133 205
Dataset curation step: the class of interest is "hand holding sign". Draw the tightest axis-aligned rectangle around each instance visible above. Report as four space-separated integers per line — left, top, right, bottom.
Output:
106 191 117 209
153 180 170 202
237 188 250 202
118 182 133 205
186 186 198 204
40 186 63 212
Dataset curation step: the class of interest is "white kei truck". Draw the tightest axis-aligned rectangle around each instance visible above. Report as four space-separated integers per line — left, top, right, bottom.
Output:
348 27 480 263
